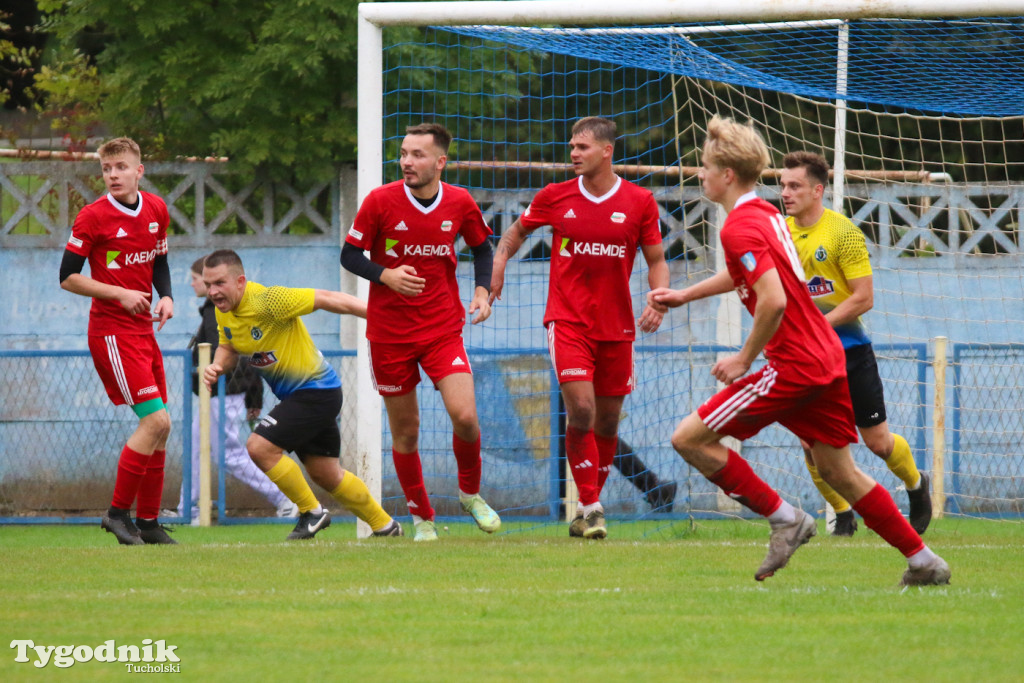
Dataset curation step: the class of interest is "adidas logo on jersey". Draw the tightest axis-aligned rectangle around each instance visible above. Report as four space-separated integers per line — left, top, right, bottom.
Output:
394 220 409 231
451 357 465 366
563 209 576 218
116 227 128 238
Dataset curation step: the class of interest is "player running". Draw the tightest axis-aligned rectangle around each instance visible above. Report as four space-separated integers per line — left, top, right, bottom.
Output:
342 123 501 542
202 249 400 540
60 137 177 545
491 116 669 539
650 116 949 585
781 150 931 537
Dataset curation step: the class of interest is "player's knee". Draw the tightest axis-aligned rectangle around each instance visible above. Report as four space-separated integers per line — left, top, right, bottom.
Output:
863 432 892 458
565 403 596 430
670 426 694 455
142 410 172 441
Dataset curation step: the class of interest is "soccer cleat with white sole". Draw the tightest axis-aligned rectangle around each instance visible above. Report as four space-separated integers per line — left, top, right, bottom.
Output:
460 494 501 533
275 500 300 518
413 519 438 542
900 555 951 586
371 519 403 537
568 510 586 538
583 509 607 540
755 509 817 581
286 509 331 540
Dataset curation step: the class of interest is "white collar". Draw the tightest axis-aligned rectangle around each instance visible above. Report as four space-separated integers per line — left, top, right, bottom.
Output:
578 175 621 204
403 182 443 214
105 192 143 217
734 191 759 208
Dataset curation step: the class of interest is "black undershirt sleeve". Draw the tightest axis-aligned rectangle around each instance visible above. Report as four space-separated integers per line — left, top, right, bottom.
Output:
471 239 493 292
341 241 385 284
152 253 173 300
59 249 86 284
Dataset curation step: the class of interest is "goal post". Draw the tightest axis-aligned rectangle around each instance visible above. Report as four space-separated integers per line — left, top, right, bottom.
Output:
356 1 1024 527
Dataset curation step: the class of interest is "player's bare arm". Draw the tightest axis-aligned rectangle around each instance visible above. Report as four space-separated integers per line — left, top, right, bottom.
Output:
313 290 368 319
712 268 786 385
489 218 528 304
637 242 669 333
824 274 873 327
380 265 426 297
203 343 238 392
649 269 734 309
468 286 492 325
61 272 152 315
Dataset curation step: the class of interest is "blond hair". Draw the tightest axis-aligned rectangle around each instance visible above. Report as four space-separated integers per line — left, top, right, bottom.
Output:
97 137 142 162
703 116 769 184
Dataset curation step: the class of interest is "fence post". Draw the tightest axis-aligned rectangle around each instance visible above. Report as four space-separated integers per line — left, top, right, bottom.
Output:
198 343 213 527
931 336 947 519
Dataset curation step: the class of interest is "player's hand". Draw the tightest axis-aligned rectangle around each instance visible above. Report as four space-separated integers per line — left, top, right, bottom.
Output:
117 288 152 315
152 296 174 331
711 354 750 385
381 265 426 297
488 267 505 305
649 287 685 309
637 304 664 333
469 288 492 325
202 363 224 392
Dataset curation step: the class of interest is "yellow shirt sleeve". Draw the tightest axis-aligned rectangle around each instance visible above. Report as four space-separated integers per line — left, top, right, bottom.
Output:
836 222 873 281
257 287 316 324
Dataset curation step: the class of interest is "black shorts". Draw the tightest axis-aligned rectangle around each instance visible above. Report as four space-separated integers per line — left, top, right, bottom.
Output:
253 387 343 458
845 344 887 428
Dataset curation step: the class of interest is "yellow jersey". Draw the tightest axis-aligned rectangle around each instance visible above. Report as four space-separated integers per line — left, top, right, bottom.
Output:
216 281 340 398
787 208 873 348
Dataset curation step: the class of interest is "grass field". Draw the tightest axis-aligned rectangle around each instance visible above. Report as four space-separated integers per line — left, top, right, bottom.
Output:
2 518 1021 682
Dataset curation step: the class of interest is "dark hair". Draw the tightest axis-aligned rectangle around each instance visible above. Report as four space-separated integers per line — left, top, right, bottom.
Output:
783 151 830 188
571 117 617 145
190 256 207 275
203 249 244 272
406 123 452 154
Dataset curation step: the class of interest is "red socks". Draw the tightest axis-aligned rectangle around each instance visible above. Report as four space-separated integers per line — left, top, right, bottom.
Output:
853 483 925 557
709 449 783 517
452 433 482 495
594 434 618 494
566 426 600 506
110 445 150 511
393 449 435 520
135 449 166 519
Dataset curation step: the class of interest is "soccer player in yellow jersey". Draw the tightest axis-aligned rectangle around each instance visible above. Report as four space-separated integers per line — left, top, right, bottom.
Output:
201 249 401 540
781 151 932 537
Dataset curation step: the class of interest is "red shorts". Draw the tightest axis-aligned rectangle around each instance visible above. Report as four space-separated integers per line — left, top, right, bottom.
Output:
87 333 167 407
697 363 858 448
368 334 471 396
546 321 634 396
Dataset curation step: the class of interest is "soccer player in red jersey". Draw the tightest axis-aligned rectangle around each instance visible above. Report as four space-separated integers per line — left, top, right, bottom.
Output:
342 123 501 541
490 117 669 539
649 116 949 585
59 137 176 545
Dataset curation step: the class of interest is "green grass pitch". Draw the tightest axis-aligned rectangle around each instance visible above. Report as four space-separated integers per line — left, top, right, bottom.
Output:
2 518 1021 681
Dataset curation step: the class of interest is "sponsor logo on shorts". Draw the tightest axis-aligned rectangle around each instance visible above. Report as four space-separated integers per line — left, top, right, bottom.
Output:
67 235 83 248
348 227 363 240
451 357 465 366
250 327 263 341
561 368 587 377
740 251 757 272
137 386 159 396
610 211 626 223
249 351 278 368
440 220 453 232
377 384 403 393
258 415 278 429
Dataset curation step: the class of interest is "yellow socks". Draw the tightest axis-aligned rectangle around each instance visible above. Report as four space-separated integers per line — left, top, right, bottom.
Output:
806 459 852 514
885 433 922 490
331 472 393 532
265 456 320 514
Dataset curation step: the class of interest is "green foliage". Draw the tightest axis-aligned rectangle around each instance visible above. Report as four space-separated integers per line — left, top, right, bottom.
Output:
37 0 360 182
1 519 1022 681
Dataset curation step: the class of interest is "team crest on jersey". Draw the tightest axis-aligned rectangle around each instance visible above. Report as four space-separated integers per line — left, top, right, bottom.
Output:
814 246 828 262
806 275 835 297
148 222 159 234
385 238 399 257
223 328 233 340
250 327 263 341
740 251 757 272
249 351 278 368
559 237 571 257
610 211 626 224
440 220 453 232
106 251 121 269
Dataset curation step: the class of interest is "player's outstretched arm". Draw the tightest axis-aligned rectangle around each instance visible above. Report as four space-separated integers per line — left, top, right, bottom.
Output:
313 290 368 319
650 270 734 309
638 242 669 333
489 218 528 305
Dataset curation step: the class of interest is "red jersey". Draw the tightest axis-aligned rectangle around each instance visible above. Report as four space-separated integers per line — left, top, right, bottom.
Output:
721 194 845 385
65 191 170 336
520 176 662 341
347 180 492 343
